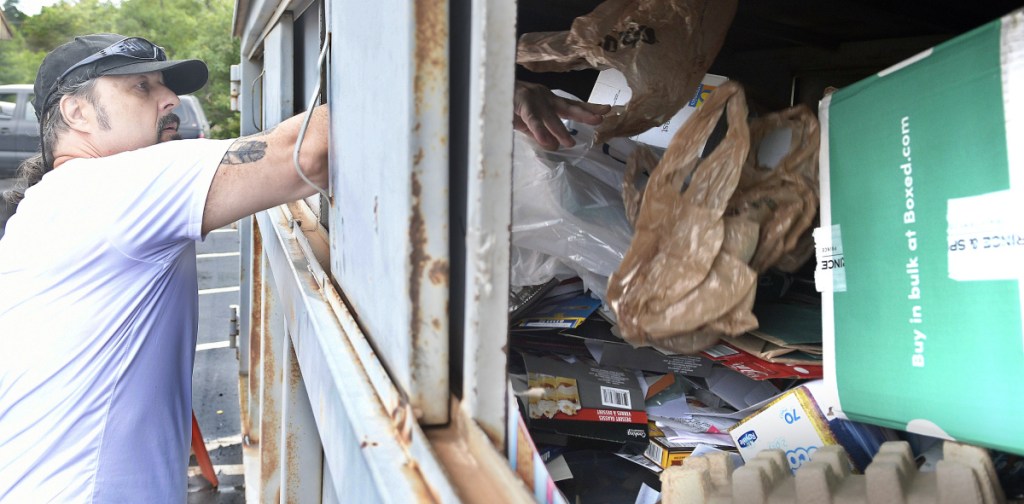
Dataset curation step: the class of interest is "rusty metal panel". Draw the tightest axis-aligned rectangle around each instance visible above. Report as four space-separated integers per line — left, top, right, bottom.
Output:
460 0 516 446
281 332 323 504
244 224 264 445
326 0 450 425
256 207 461 502
258 267 285 504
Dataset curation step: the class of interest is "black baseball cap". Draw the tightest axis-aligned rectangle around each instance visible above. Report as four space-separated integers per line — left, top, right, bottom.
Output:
32 33 208 120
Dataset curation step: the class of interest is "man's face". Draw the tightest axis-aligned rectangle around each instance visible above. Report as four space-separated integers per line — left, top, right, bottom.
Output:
88 72 180 155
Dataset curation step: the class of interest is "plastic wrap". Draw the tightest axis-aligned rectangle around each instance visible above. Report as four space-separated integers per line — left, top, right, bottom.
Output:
510 120 642 301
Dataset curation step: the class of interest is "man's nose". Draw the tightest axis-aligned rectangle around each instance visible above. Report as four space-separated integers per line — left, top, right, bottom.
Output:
160 85 181 112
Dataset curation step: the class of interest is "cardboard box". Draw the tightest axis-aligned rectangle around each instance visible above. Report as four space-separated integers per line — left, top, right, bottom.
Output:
644 422 736 469
728 382 845 474
701 341 823 380
817 9 1024 455
588 69 728 148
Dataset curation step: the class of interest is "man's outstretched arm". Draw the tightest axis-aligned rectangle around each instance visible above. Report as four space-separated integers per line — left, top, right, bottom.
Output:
201 105 329 235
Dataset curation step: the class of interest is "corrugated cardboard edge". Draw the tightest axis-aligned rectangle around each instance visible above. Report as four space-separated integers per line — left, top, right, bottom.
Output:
816 93 846 422
1002 10 1024 350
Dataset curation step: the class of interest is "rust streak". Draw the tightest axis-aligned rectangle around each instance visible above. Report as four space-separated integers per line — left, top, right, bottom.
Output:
245 224 264 441
286 431 299 490
399 457 441 503
428 259 449 286
260 288 280 488
289 352 302 384
413 0 448 114
408 173 428 352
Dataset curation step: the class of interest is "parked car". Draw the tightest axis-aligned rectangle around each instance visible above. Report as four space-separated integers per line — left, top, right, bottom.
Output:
172 94 211 139
0 88 211 178
0 84 39 178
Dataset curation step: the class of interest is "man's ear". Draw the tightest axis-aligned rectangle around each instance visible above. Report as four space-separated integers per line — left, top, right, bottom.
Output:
58 95 93 133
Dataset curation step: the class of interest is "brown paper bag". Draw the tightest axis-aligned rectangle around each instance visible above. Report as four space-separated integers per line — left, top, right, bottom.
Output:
607 81 755 352
516 0 737 144
611 87 821 354
727 105 820 273
623 144 658 229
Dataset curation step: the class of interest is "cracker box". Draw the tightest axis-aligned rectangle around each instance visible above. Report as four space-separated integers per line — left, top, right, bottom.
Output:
728 383 844 473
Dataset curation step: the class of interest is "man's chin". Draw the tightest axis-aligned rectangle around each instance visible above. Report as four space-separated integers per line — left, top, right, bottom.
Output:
157 131 183 143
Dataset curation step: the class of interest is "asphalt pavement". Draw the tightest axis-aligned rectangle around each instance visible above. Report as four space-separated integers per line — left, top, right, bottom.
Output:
189 225 245 502
0 176 246 502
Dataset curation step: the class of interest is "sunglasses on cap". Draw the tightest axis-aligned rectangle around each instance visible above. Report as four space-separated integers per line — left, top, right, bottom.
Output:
56 36 166 81
42 37 167 111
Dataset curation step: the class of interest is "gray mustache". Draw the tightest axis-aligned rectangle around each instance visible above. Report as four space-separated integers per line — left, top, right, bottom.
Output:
158 113 181 130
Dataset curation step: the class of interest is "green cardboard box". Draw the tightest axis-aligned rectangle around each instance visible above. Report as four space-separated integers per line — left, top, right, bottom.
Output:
817 9 1024 455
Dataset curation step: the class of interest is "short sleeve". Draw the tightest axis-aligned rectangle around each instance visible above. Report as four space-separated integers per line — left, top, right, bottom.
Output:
104 139 234 263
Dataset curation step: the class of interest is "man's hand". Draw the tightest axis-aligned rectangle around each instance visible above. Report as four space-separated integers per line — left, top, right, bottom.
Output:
513 80 611 150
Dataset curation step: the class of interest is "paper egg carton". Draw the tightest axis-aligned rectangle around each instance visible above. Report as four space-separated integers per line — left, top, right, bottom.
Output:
660 441 1005 504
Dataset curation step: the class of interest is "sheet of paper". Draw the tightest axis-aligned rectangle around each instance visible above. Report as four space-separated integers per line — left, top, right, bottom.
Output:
706 367 780 411
633 483 660 504
545 455 573 482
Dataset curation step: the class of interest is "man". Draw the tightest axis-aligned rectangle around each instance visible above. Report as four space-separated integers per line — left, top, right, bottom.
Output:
0 34 327 502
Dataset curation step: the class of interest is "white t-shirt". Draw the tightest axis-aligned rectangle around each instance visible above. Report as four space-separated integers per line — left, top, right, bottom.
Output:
0 138 233 503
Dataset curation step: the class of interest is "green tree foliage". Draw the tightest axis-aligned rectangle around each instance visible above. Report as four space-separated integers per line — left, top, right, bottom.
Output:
0 0 239 138
3 0 27 28
0 31 45 85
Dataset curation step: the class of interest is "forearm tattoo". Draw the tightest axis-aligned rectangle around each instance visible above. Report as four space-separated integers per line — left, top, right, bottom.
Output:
221 139 267 165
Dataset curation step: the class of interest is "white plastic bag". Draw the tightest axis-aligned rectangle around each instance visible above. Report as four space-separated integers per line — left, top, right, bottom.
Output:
510 120 646 302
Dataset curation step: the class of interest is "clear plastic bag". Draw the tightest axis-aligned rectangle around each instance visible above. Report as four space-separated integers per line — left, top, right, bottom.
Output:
510 120 643 301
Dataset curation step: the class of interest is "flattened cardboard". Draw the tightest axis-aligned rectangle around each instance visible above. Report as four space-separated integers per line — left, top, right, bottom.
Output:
518 353 648 450
701 341 823 380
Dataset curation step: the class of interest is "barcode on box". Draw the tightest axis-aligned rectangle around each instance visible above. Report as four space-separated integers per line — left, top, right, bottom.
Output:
600 386 631 409
645 441 665 466
703 345 739 358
